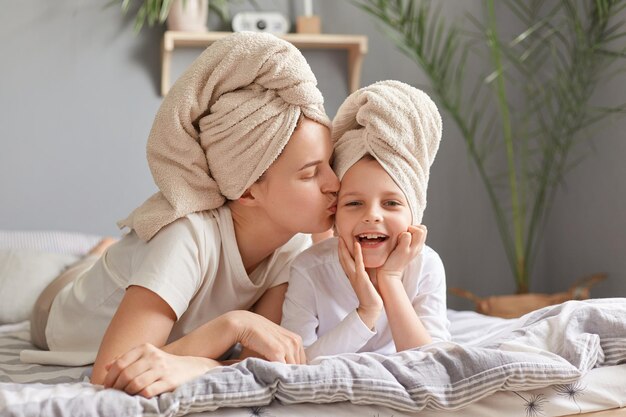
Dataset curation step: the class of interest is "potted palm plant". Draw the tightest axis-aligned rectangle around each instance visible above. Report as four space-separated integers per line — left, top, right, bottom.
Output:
354 0 626 317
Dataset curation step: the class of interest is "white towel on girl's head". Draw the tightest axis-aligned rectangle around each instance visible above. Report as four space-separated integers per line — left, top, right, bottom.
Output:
332 80 442 224
118 32 330 242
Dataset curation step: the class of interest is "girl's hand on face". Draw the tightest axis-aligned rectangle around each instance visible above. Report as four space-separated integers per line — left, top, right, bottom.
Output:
338 237 383 329
103 343 220 398
231 310 307 365
378 225 427 281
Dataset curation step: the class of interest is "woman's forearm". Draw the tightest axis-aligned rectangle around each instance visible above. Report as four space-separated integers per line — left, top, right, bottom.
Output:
165 308 306 364
162 311 241 358
91 286 177 385
378 275 432 351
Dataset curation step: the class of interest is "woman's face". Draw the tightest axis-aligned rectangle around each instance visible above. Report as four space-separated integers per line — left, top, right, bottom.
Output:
251 118 339 234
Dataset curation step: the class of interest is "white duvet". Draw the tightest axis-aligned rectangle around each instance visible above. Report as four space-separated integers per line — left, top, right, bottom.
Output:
2 299 626 417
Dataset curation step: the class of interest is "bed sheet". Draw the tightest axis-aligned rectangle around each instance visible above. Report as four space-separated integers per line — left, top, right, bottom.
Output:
1 309 625 417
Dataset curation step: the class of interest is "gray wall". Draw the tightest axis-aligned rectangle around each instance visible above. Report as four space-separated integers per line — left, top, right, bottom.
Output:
1 1 624 308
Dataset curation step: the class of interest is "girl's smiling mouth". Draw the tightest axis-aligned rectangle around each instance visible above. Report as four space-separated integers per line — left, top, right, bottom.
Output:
355 233 389 248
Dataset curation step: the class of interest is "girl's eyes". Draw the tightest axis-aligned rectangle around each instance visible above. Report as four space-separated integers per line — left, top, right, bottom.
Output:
340 200 403 207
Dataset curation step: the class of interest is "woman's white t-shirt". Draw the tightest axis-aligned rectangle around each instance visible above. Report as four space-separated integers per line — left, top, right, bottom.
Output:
281 237 450 361
44 205 311 360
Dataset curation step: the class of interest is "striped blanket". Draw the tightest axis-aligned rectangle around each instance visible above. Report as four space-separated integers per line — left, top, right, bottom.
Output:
2 299 626 417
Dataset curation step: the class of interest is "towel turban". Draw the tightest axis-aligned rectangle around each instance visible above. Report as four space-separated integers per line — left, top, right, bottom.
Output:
332 80 442 224
117 32 330 241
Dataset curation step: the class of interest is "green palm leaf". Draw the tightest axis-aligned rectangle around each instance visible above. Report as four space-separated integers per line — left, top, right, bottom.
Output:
354 0 626 293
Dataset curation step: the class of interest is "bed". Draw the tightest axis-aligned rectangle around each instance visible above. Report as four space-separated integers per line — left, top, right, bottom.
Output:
1 231 625 417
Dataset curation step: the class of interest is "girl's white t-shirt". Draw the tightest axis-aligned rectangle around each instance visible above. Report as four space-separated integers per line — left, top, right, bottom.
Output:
43 205 311 362
281 237 450 361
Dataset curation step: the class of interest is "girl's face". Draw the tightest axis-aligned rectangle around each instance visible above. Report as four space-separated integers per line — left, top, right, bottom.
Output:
250 118 339 234
335 158 413 269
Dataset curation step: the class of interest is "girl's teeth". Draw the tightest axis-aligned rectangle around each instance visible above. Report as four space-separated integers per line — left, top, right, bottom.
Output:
357 234 388 243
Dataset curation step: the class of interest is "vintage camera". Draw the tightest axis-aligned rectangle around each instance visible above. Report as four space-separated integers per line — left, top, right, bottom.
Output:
232 12 289 35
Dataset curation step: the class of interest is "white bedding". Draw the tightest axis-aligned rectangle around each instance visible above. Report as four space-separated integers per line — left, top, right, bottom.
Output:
1 231 624 416
1 306 625 417
190 365 626 417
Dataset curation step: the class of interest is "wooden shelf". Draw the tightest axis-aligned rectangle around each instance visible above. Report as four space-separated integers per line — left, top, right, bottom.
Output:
161 31 368 96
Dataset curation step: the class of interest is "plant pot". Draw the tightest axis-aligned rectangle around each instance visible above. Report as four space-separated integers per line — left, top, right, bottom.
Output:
449 274 606 319
167 0 209 32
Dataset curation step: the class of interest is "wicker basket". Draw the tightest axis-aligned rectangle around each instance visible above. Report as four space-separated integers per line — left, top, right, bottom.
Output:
449 273 606 319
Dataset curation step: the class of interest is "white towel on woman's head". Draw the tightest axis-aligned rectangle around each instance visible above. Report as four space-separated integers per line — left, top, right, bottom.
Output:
118 32 330 241
332 80 442 224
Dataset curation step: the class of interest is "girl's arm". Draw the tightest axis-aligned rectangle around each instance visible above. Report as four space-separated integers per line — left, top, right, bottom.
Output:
249 283 288 324
378 271 432 350
282 245 380 362
409 251 451 343
377 226 432 351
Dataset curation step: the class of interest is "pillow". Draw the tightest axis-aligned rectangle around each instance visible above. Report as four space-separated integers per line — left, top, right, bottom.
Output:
0 230 101 256
0 249 78 324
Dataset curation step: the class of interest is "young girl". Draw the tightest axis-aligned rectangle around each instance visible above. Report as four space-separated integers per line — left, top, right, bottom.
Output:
27 32 339 396
281 81 450 361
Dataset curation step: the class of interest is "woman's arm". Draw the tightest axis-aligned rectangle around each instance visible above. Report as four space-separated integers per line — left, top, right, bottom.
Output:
238 283 288 360
91 285 177 385
101 284 305 397
95 286 222 397
163 283 304 363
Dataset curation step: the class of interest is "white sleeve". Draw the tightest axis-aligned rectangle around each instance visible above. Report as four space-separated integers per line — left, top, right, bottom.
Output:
282 264 376 362
305 310 375 361
412 249 451 342
128 217 205 320
267 234 312 288
281 265 319 348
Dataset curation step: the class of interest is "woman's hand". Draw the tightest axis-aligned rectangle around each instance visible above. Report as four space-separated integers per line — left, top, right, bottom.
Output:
378 225 427 282
229 310 307 365
338 237 383 329
103 343 220 398
102 308 306 397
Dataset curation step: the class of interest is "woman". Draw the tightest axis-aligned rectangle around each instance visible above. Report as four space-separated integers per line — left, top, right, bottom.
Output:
29 32 339 397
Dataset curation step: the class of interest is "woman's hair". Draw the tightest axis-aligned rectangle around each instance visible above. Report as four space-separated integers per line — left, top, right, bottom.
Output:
254 113 309 184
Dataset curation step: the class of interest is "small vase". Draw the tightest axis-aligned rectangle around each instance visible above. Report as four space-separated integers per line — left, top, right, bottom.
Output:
167 0 209 32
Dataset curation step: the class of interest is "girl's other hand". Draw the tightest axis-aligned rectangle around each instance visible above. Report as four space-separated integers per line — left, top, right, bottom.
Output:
103 343 220 398
338 237 383 329
378 225 427 280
